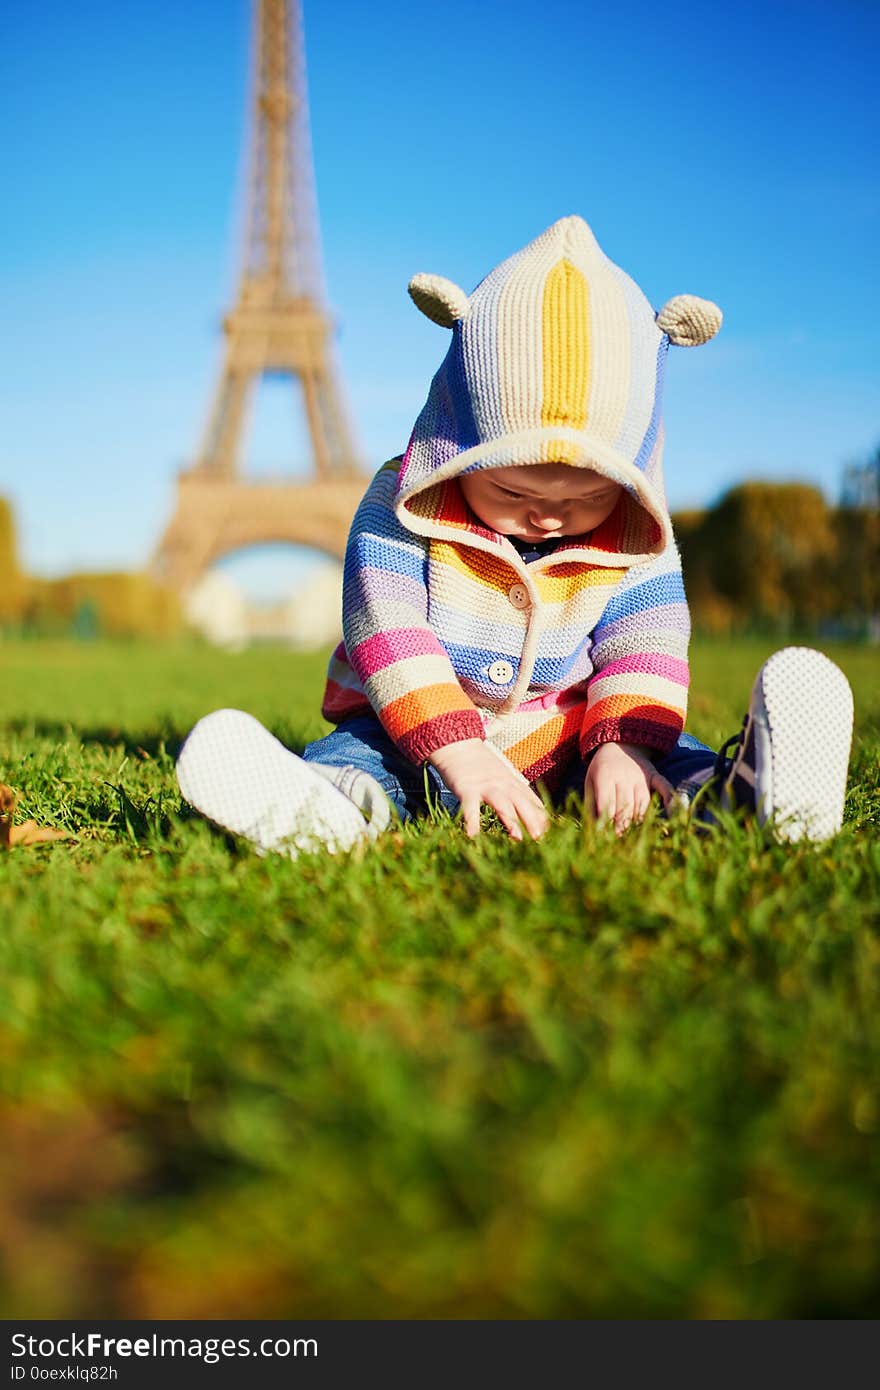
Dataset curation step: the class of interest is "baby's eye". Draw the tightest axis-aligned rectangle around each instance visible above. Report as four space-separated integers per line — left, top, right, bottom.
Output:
499 488 524 500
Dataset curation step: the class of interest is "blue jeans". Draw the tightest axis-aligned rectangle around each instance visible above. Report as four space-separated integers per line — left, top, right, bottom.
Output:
303 715 717 823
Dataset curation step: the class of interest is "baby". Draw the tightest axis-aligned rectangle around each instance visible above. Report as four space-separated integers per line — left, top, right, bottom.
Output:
176 216 853 852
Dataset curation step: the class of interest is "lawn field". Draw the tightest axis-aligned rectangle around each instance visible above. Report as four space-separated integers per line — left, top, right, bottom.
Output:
1 637 878 1318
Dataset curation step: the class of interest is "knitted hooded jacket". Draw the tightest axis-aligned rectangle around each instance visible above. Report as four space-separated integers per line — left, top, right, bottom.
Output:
322 216 721 788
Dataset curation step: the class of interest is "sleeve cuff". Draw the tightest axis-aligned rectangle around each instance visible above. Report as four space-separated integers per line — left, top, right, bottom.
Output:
397 710 486 764
580 713 683 759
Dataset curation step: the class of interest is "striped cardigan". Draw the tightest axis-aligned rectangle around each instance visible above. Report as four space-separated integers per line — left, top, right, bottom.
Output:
321 216 717 785
322 457 690 788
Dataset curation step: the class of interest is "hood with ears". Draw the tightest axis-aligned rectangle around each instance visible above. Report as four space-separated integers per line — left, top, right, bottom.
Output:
395 215 721 565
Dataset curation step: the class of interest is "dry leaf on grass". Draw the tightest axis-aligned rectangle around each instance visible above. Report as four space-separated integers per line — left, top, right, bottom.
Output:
0 783 70 849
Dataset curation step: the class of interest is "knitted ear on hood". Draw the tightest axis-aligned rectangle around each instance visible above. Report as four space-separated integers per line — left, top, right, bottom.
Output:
408 273 470 327
656 294 723 346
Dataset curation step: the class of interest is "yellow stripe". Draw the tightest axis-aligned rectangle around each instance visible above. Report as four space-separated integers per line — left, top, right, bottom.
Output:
532 562 627 604
433 540 628 604
431 541 523 594
541 260 590 444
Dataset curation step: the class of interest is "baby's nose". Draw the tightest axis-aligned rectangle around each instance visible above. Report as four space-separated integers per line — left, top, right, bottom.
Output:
530 504 566 529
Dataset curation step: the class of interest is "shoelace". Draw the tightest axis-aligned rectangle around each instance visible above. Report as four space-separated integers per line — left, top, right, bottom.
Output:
713 717 747 783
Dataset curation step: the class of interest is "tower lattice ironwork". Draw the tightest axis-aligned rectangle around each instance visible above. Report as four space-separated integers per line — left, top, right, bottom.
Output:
152 0 365 591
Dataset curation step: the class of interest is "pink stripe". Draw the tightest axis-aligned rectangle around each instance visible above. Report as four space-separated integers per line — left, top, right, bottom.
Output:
352 626 445 679
325 654 361 689
597 654 689 685
322 679 369 722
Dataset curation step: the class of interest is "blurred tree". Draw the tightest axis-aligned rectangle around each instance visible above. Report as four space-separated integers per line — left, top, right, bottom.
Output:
72 598 101 641
840 447 880 510
835 444 880 636
0 497 185 637
0 498 25 624
673 509 739 634
23 573 182 639
674 482 838 633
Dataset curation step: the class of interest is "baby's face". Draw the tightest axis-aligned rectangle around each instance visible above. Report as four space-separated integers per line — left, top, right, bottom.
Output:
459 463 623 541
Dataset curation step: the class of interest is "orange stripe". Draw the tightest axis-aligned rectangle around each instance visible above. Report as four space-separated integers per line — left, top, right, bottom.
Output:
382 682 476 738
585 697 683 726
502 704 584 772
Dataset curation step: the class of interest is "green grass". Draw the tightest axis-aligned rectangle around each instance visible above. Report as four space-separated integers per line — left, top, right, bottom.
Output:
1 637 878 1318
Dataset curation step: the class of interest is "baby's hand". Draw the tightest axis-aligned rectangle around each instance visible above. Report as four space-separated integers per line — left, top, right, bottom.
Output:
429 739 549 841
584 742 673 836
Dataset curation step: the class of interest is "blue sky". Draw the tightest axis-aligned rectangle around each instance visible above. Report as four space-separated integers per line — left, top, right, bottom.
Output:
2 0 878 597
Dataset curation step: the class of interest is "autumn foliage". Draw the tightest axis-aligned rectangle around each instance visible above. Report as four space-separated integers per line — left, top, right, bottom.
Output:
0 498 25 624
22 571 182 639
674 479 878 635
0 498 181 637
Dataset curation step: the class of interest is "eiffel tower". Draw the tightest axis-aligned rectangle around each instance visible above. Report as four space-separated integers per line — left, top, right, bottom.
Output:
152 0 366 592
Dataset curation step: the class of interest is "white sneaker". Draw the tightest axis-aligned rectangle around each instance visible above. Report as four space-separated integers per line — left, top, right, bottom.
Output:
176 709 377 857
719 647 854 842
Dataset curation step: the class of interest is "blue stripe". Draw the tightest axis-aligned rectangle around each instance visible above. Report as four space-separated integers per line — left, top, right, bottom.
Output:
345 534 428 587
531 651 591 686
443 643 591 690
593 568 686 629
444 324 481 450
632 336 668 474
443 640 519 674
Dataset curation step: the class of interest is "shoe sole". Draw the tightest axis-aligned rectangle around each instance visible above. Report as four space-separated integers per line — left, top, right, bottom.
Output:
176 709 368 856
751 647 853 842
